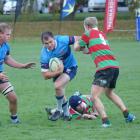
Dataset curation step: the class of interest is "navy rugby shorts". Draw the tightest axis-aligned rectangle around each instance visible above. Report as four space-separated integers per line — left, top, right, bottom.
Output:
53 66 78 82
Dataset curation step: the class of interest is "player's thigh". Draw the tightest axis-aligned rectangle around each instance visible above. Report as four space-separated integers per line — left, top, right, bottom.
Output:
91 84 105 98
54 66 77 88
6 91 17 102
64 66 78 81
54 73 70 88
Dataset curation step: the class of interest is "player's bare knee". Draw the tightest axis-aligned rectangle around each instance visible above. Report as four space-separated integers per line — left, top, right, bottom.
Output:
105 90 113 99
54 82 62 90
7 93 17 104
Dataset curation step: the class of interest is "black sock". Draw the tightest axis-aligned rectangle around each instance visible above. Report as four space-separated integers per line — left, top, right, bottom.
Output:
11 115 17 120
123 110 129 118
102 117 110 124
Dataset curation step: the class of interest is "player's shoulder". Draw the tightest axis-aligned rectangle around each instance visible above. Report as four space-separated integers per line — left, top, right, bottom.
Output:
55 35 69 43
84 30 90 36
99 30 107 39
40 47 49 59
41 46 48 54
40 47 45 55
40 52 50 63
99 30 105 35
3 42 10 48
2 42 10 51
55 35 69 39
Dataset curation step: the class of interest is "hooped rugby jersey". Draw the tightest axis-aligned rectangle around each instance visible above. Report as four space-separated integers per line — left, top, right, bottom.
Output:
79 29 119 71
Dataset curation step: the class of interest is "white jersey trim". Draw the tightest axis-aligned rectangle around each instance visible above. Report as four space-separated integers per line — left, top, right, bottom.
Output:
41 68 49 72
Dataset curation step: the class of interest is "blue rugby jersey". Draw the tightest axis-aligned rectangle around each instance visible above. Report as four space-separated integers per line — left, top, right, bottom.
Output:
0 42 10 72
40 35 77 71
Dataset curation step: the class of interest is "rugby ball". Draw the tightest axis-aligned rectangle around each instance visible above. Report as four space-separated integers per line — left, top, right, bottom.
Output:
49 57 61 72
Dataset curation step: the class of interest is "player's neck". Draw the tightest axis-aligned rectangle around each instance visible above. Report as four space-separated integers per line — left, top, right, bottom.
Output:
0 40 6 47
0 40 3 46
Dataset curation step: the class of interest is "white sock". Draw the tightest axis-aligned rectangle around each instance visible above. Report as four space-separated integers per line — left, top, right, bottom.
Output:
62 101 70 116
56 95 64 112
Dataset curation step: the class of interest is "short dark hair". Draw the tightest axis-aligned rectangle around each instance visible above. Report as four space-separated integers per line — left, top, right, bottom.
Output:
41 31 54 43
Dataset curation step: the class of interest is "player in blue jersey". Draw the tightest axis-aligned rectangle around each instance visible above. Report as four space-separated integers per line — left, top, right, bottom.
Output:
40 31 79 121
0 23 35 124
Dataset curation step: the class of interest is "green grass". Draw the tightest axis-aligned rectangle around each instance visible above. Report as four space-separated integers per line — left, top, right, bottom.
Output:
10 20 135 40
0 11 133 22
0 38 140 140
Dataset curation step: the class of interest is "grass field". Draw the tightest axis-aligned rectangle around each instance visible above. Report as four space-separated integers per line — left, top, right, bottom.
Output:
0 12 132 22
0 38 140 140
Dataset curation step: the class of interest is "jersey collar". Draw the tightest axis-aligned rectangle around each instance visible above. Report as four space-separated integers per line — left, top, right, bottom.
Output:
54 40 57 49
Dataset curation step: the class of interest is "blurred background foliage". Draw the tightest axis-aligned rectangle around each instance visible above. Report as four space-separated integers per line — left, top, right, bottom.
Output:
0 0 140 22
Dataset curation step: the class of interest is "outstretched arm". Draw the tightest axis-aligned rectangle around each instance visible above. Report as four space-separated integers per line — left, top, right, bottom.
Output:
73 41 83 51
73 41 90 54
4 55 36 69
82 114 97 120
74 36 81 42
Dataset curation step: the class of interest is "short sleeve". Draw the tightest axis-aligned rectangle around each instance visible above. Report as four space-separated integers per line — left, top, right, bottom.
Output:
5 43 10 55
79 31 89 48
40 48 49 72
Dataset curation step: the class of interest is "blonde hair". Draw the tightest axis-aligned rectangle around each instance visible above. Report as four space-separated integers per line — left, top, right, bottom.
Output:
0 23 11 33
84 17 98 28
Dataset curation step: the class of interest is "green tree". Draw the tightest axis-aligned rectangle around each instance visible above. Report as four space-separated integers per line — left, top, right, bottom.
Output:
127 0 140 17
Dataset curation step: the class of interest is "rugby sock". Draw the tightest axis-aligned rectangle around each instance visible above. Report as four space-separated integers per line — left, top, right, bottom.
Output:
11 114 19 123
56 95 64 112
11 114 17 120
123 110 129 118
62 101 70 116
102 117 110 124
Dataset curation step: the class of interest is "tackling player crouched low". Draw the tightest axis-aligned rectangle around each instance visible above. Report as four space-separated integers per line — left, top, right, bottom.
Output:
46 91 98 120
